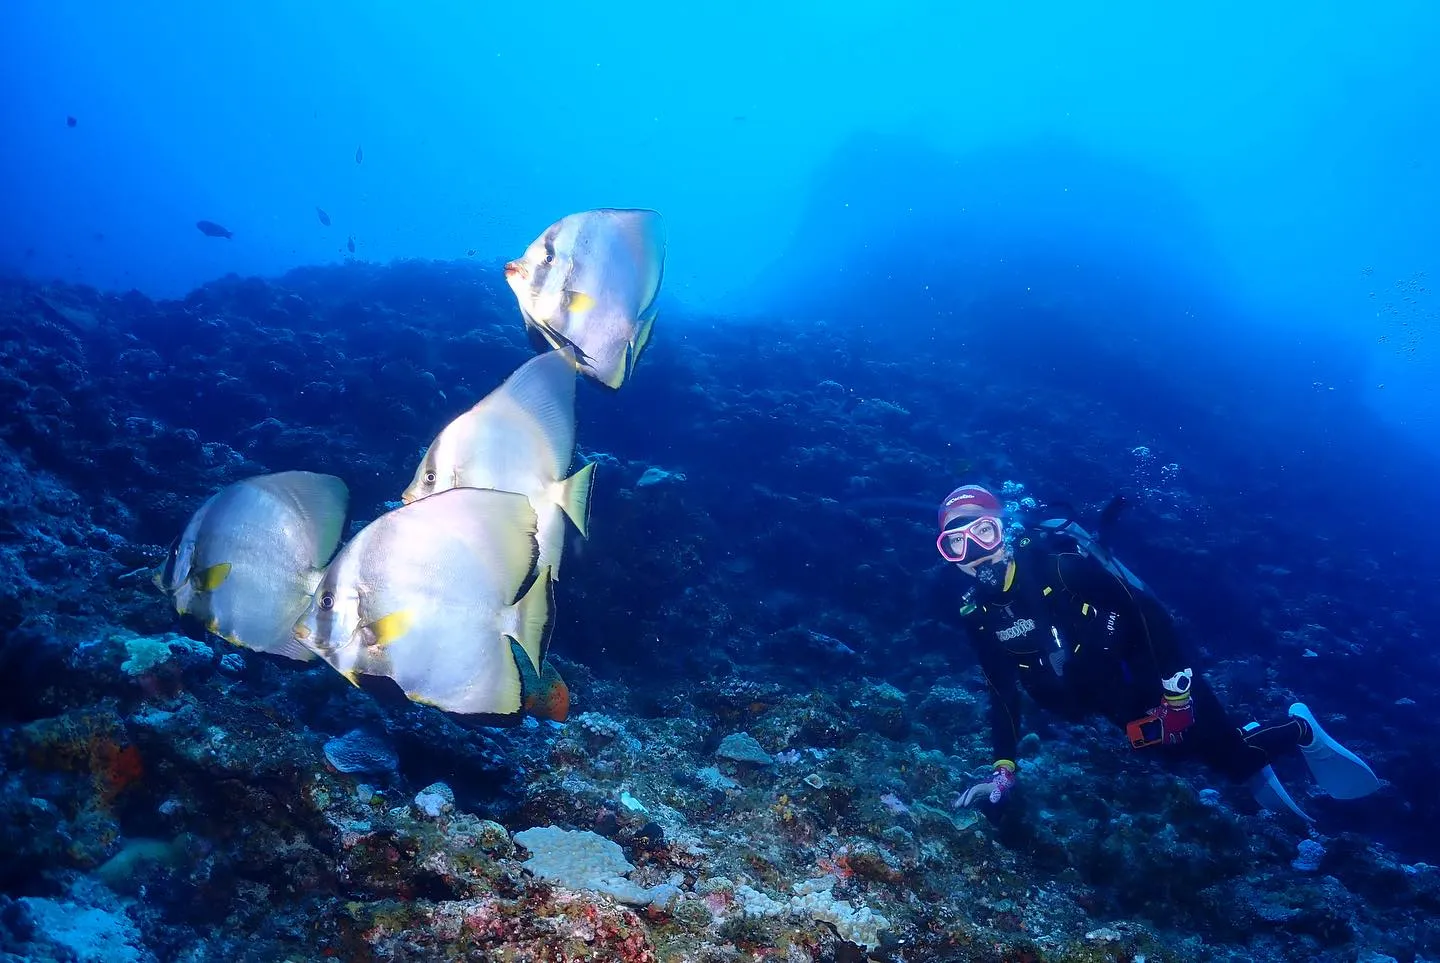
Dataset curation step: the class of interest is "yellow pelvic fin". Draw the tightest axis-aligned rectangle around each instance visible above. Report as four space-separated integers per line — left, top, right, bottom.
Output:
367 610 415 648
340 668 362 688
633 311 656 365
558 461 596 537
623 342 638 384
565 290 597 313
193 562 232 592
474 636 524 715
511 566 554 673
603 347 630 390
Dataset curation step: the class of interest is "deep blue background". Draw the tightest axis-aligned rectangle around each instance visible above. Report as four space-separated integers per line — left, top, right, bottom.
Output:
2 1 1435 446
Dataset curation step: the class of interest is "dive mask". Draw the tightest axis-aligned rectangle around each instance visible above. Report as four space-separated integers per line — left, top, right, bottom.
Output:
937 514 1005 564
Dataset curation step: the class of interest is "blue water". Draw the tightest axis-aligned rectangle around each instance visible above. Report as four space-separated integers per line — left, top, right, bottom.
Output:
6 3 1436 438
4 2 1440 959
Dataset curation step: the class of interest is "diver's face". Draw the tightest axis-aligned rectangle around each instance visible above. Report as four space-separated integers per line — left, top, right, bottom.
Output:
937 515 1004 565
936 514 1010 581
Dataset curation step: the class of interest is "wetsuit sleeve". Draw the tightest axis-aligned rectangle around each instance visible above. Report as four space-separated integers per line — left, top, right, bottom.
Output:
1055 551 1190 680
966 620 1022 763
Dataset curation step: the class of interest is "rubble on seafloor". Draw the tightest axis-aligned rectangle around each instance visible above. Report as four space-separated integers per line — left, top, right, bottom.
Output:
1 622 1438 962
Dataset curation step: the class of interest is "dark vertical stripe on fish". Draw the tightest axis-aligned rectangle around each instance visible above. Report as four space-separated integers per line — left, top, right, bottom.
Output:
533 229 558 294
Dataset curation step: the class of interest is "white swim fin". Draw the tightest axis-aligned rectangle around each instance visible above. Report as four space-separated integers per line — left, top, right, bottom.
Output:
1290 703 1381 800
1247 758 1314 823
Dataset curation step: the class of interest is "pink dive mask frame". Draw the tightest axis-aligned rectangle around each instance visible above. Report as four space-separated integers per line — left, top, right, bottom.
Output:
936 514 1005 564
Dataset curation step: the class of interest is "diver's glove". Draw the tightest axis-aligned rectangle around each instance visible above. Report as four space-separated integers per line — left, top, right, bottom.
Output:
958 760 1017 807
1127 669 1196 748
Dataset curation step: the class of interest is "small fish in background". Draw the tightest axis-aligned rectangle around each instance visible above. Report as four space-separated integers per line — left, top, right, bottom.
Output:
355 144 364 164
154 471 349 661
402 347 594 581
195 220 233 239
466 249 476 257
347 236 355 254
505 208 666 390
316 207 331 227
66 115 77 128
803 629 857 659
292 487 557 718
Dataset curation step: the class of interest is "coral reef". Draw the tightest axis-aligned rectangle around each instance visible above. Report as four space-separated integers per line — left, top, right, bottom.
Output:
0 264 1434 961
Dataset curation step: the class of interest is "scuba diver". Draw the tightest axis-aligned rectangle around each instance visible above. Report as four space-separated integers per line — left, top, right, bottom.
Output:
937 484 1380 820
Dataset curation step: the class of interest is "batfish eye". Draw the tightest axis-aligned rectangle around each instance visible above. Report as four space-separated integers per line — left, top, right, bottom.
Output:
545 253 554 263
319 593 335 611
424 471 436 484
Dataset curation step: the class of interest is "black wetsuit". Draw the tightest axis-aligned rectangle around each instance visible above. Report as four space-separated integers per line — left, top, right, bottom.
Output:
957 526 1306 783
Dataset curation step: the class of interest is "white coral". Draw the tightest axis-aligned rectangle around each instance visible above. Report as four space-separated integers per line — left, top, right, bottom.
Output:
729 875 891 951
788 877 890 950
514 826 680 911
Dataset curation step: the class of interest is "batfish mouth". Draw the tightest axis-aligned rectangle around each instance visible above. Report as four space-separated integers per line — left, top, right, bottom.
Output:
504 261 525 280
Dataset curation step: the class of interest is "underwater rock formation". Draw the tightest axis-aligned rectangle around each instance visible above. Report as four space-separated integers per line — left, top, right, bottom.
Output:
0 264 1435 961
